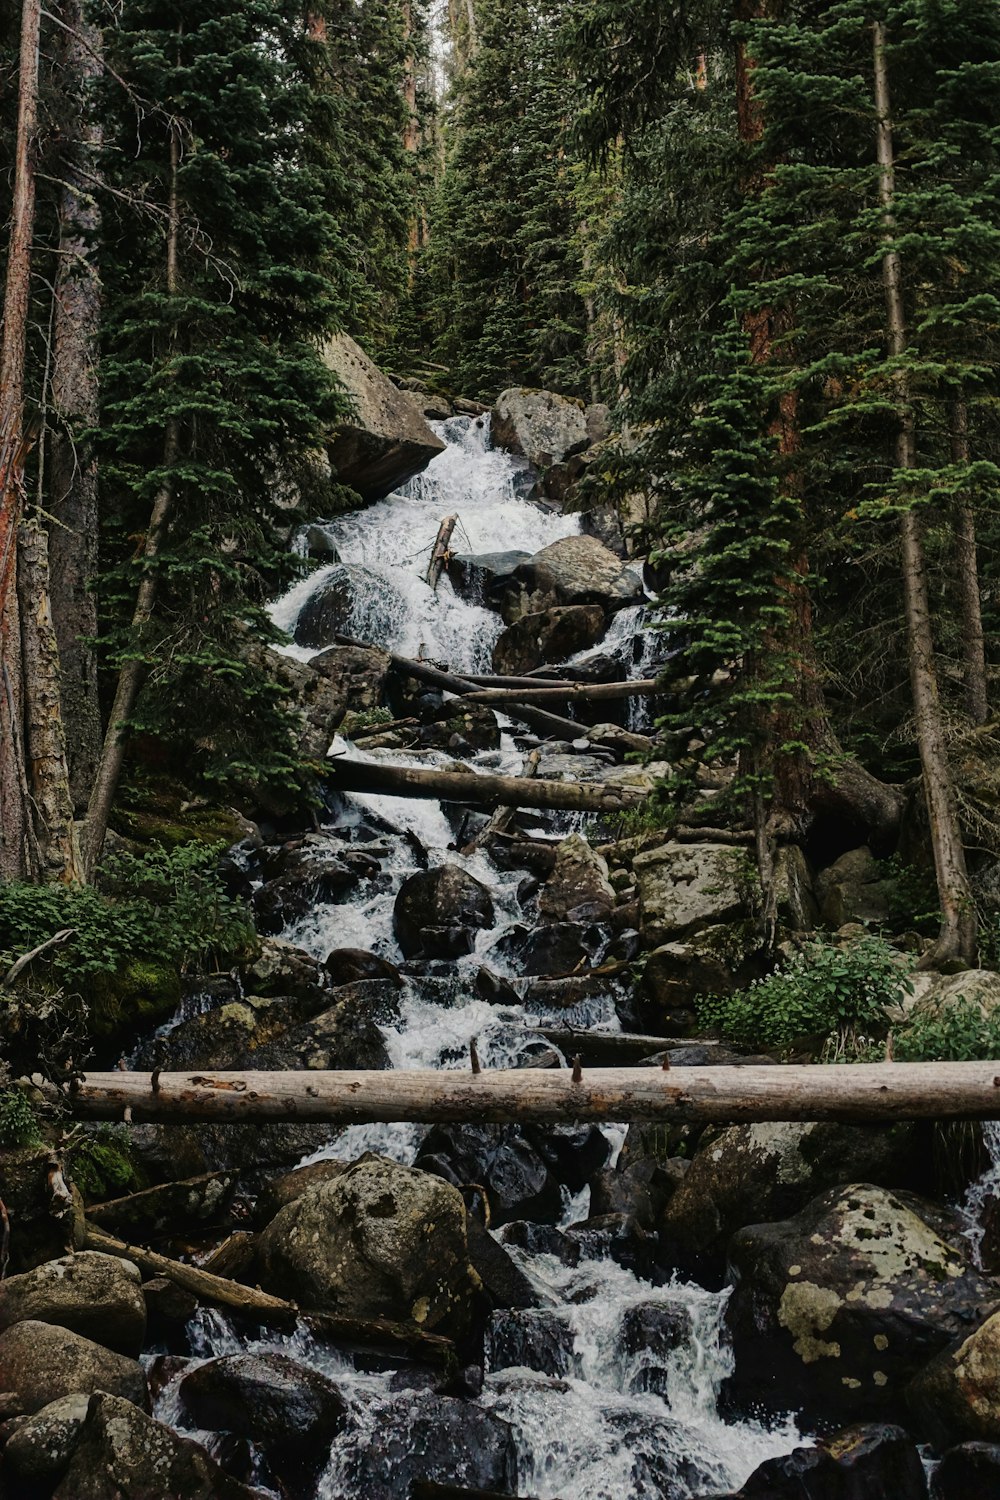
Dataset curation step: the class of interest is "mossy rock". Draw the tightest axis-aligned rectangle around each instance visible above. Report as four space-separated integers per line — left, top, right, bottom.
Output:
88 958 183 1038
67 1127 150 1205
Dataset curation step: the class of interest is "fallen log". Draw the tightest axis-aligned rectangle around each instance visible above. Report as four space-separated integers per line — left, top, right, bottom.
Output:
426 514 458 592
533 1028 701 1065
68 1062 1000 1126
325 757 647 814
464 679 659 705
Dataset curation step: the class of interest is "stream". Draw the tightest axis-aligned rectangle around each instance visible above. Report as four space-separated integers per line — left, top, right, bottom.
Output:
154 416 803 1498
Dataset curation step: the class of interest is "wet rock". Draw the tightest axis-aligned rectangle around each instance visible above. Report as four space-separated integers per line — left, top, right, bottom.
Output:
253 854 360 933
393 865 495 959
1 1393 90 1491
143 1276 199 1339
251 980 396 1071
815 846 895 929
446 549 531 605
519 919 608 977
932 1442 1000 1499
337 1389 517 1500
725 1185 997 1423
487 1308 575 1376
564 650 628 684
0 1251 146 1357
492 603 605 675
301 523 339 561
51 1391 265 1500
417 1123 562 1227
538 833 615 922
417 701 501 755
251 643 354 760
134 995 303 1072
239 937 328 1007
87 1172 237 1241
908 1304 1000 1445
491 387 588 468
620 1302 693 1396
591 1154 687 1230
660 1123 921 1286
255 1156 481 1336
311 641 391 716
475 966 522 1006
501 534 643 623
0 1321 148 1416
497 1220 582 1266
293 562 406 650
736 1424 927 1499
322 332 446 501
465 1214 540 1311
180 1353 346 1481
324 946 403 986
527 1122 611 1191
634 841 749 944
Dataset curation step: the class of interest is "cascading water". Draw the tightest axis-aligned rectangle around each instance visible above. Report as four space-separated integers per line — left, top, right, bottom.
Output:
155 416 803 1497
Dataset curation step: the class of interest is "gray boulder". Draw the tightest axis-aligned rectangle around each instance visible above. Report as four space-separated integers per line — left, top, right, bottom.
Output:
293 563 404 650
639 923 762 1033
909 1306 1000 1446
634 841 750 945
0 1321 148 1416
501 534 643 623
538 833 615 922
446 550 531 604
725 1184 998 1423
255 1156 482 1337
815 846 895 928
491 387 588 468
333 1390 517 1500
1 1394 89 1490
393 864 495 959
322 333 445 500
731 1424 927 1500
311 642 391 718
0 1251 146 1356
492 604 605 675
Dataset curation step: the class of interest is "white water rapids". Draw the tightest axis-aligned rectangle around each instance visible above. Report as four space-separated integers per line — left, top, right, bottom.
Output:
155 416 803 1498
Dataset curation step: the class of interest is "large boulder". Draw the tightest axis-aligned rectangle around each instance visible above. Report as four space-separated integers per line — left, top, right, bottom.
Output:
252 644 358 761
500 534 643 623
725 1185 997 1423
446 549 531 605
637 922 762 1034
909 1306 1000 1445
0 1321 148 1416
538 833 616 922
932 1442 1000 1499
322 333 446 500
393 864 495 959
903 969 1000 1021
492 604 605 675
293 563 404 650
491 387 588 468
815 846 895 928
330 1390 517 1500
0 1251 146 1357
311 642 391 718
659 1123 920 1286
50 1392 265 1500
416 1123 563 1226
634 841 749 945
255 1156 482 1336
0 1394 90 1492
486 1307 575 1376
728 1424 927 1500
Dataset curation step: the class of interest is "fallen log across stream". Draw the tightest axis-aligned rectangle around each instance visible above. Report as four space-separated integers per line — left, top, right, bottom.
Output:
324 757 648 814
67 1062 1000 1125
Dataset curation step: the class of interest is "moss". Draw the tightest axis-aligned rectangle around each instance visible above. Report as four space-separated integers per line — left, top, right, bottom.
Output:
69 1126 148 1203
89 957 183 1037
110 771 248 851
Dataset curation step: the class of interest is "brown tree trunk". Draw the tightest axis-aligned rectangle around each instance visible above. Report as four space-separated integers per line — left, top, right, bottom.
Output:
48 0 103 811
81 123 181 878
950 398 988 724
873 20 975 965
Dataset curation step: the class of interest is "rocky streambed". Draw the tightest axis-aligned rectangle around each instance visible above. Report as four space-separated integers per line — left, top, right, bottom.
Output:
4 398 1000 1500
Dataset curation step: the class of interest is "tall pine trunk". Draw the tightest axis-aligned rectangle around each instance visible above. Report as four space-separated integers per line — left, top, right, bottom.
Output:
82 123 182 879
49 0 103 811
949 398 988 724
873 20 975 965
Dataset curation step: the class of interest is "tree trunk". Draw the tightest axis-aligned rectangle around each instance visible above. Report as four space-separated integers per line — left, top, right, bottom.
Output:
426 514 457 591
81 123 182 879
950 398 988 724
463 679 658 705
325 757 647 814
873 20 975 965
67 1061 1000 1125
48 0 103 811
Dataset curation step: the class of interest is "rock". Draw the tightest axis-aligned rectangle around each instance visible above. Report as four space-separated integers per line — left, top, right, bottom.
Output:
932 1442 1000 1499
527 1122 611 1191
180 1353 346 1481
293 562 405 650
240 937 328 1007
518 919 608 977
0 1321 148 1416
51 1392 264 1500
252 854 359 934
417 701 501 755
253 1159 350 1226
87 1173 237 1241
733 1423 927 1499
815 846 895 928
659 1123 920 1286
637 925 762 1033
393 865 495 959
416 1123 563 1226
904 969 1000 1021
486 1308 575 1376
492 604 606 675
255 1156 481 1336
464 1215 540 1312
324 947 402 986
634 841 749 945
619 1302 693 1399
591 1154 687 1230
1 1394 90 1490
908 1305 1000 1445
301 523 340 561
321 333 446 500
725 1185 997 1423
538 833 616 921
333 1389 517 1500
446 549 532 604
491 387 589 468
250 981 396 1071
311 642 391 715
501 534 643 623
0 1252 146 1357
143 1276 199 1337
253 643 365 760
586 402 612 445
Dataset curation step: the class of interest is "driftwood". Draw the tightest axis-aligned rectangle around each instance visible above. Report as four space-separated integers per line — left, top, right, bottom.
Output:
426 514 458 592
68 1062 1000 1126
85 1222 453 1361
533 1028 699 1065
460 748 541 855
464 679 658 705
325 758 647 815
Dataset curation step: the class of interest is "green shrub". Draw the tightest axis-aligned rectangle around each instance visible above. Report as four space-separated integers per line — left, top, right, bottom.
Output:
0 1088 40 1148
697 936 912 1051
882 854 940 935
893 996 1000 1062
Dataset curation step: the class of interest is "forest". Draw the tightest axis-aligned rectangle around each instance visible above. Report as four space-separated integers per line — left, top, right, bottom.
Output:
1 3 1000 1498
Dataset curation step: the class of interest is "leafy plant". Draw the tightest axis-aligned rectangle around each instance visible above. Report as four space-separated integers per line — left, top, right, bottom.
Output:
0 1089 41 1148
893 997 1000 1063
697 936 912 1052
